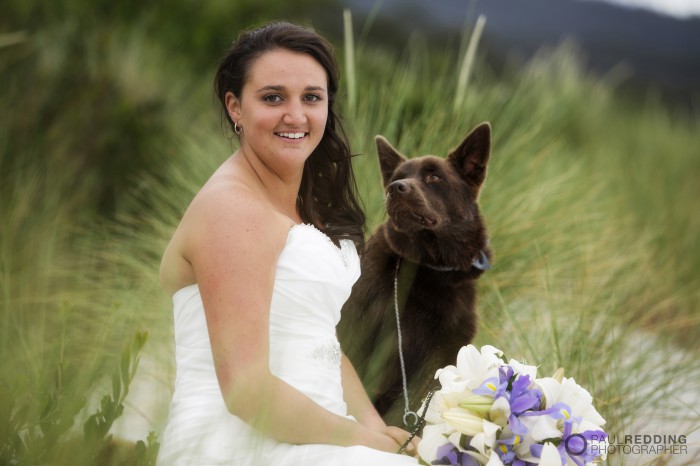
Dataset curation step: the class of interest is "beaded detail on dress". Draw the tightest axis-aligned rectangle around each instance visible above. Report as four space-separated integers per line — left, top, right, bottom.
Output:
293 224 355 269
309 340 342 368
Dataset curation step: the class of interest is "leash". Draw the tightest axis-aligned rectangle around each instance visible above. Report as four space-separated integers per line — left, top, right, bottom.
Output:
394 258 437 455
393 258 419 429
397 385 439 454
392 250 489 453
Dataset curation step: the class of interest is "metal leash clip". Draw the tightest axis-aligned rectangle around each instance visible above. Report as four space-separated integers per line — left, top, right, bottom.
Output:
397 386 440 455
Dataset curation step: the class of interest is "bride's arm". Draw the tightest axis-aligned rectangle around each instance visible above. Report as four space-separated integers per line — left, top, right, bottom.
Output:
341 353 418 455
340 353 386 431
182 185 400 452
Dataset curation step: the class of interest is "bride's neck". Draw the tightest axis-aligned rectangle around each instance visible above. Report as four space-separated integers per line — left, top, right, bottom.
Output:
233 149 303 221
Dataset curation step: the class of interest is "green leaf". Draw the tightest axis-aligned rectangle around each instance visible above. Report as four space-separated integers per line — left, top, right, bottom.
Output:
100 394 113 417
81 331 149 456
134 430 160 466
135 439 146 454
135 331 148 353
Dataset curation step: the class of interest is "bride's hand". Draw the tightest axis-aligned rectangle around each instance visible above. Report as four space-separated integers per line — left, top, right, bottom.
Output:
383 426 420 457
365 429 404 454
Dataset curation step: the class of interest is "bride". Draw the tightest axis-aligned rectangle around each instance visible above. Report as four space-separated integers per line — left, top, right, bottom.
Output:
156 21 419 465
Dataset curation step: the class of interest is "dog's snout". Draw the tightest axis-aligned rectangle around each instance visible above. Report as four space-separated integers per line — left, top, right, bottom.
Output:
388 180 410 195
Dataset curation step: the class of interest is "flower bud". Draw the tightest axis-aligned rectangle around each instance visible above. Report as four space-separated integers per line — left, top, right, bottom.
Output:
457 395 494 416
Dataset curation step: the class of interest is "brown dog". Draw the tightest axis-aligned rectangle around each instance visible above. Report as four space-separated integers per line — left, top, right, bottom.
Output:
338 123 493 428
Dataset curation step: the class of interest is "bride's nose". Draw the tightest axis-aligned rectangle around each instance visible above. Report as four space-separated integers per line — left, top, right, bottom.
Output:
282 100 306 125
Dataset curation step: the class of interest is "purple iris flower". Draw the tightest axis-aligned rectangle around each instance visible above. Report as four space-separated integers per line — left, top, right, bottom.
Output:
558 424 608 466
507 373 542 434
431 443 480 466
474 366 542 435
496 435 538 466
529 405 608 466
496 442 517 464
473 376 507 398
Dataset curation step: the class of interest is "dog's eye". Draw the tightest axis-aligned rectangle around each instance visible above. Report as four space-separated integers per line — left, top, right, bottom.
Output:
425 174 442 184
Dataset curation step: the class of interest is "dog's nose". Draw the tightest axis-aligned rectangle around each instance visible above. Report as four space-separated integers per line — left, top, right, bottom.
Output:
388 180 410 194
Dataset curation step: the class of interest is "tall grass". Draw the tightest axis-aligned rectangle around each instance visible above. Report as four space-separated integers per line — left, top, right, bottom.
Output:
1 8 699 465
340 18 700 464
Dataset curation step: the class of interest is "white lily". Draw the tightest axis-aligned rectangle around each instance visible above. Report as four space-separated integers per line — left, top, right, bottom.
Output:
511 422 546 463
421 390 446 425
536 376 606 427
523 412 561 442
539 443 563 466
508 357 538 380
442 407 485 435
484 450 506 466
417 423 454 464
489 395 511 427
455 345 503 390
422 390 471 424
470 418 501 457
435 364 468 393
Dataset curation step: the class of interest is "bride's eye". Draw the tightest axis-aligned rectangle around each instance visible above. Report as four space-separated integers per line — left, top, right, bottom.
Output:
303 94 322 103
263 94 283 104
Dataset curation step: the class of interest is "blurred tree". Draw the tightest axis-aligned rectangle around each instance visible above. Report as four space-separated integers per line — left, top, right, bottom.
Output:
0 0 341 218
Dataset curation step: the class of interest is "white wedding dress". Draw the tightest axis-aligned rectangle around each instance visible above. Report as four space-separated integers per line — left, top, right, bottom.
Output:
157 224 418 465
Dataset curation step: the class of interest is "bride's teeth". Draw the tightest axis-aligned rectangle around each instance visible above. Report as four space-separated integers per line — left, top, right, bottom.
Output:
279 132 305 139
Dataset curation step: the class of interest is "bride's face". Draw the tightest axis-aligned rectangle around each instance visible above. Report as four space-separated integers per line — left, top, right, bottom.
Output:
226 49 329 173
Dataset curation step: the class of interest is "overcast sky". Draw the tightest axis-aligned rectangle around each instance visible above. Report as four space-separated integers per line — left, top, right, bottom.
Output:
589 0 700 18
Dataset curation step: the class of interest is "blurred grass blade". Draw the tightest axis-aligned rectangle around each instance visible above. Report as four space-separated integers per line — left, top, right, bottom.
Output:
344 8 357 116
454 14 486 113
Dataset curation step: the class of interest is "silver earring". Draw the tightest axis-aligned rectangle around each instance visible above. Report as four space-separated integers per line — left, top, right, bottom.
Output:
234 121 242 135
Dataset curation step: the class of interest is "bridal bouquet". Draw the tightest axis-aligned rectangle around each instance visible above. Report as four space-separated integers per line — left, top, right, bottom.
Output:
417 345 608 466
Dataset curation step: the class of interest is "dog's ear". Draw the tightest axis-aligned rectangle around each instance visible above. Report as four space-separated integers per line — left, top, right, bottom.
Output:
447 122 491 189
375 135 407 188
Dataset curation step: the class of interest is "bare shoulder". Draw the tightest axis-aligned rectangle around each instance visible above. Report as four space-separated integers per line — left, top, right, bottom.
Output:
195 180 285 241
160 164 291 295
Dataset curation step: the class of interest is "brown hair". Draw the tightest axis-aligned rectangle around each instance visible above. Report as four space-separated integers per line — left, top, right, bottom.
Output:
214 21 365 247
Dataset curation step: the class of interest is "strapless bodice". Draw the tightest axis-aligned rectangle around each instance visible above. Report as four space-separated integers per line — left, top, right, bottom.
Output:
158 224 393 465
